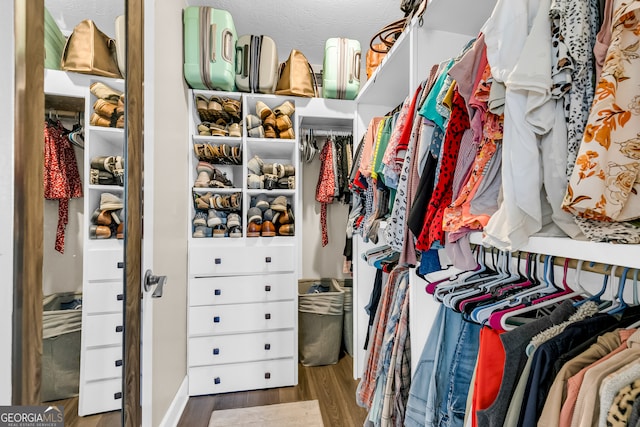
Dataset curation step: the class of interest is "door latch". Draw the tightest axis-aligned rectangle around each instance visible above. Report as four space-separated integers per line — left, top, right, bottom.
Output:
144 270 167 298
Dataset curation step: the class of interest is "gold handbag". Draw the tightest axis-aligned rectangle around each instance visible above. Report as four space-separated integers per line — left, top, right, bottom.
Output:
275 49 318 98
61 20 122 79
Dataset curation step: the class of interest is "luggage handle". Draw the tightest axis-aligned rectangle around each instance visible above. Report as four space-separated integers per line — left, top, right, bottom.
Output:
222 29 233 63
353 51 361 81
209 24 217 62
235 45 249 78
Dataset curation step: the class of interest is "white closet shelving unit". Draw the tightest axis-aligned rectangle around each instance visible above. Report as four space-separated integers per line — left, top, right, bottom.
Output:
44 69 125 416
185 89 356 395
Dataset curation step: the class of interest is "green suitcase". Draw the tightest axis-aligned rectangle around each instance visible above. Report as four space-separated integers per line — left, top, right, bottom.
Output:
183 6 237 91
44 7 66 70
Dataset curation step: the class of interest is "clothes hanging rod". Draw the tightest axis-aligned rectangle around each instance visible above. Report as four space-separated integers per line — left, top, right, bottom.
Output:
45 109 82 119
301 128 353 137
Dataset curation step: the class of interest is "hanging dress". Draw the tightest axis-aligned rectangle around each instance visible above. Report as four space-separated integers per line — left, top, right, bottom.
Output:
44 120 83 253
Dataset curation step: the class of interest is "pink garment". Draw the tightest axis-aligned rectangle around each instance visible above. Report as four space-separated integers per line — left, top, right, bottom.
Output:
358 117 384 178
558 329 636 427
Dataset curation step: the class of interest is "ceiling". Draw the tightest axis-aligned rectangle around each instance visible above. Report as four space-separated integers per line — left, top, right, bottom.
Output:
45 0 405 70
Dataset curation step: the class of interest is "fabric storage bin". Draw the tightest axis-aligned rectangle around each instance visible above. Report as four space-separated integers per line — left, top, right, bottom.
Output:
298 279 344 366
41 292 82 402
332 278 353 356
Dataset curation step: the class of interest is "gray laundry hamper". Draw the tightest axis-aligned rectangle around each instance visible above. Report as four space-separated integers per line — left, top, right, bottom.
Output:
298 279 344 366
41 292 82 402
332 278 353 356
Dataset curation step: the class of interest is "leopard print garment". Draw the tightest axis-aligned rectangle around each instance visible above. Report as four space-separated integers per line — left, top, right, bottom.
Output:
607 379 640 426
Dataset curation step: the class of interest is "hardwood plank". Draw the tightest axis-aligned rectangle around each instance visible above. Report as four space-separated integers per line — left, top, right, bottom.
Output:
13 0 44 406
178 354 367 427
123 0 144 426
47 397 120 427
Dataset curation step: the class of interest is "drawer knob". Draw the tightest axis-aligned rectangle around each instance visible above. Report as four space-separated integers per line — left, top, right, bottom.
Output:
265 372 271 379
114 392 122 400
214 377 221 385
265 257 272 263
264 343 271 350
214 258 221 265
115 359 123 367
116 294 124 301
117 262 124 269
213 316 220 323
213 348 220 355
214 289 221 296
265 285 271 292
115 325 124 333
265 313 271 320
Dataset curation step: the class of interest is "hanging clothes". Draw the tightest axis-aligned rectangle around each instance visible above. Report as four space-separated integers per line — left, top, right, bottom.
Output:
316 137 336 247
44 120 83 253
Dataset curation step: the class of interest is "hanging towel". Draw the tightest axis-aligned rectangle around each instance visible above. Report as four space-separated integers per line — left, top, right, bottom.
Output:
316 137 336 246
44 120 83 253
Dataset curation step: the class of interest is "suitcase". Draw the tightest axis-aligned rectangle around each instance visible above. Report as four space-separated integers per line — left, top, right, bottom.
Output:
114 15 126 77
183 6 237 91
235 35 279 93
322 38 361 100
45 7 66 70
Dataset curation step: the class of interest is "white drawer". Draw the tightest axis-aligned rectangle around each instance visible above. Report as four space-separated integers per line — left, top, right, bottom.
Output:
190 245 294 276
78 377 122 416
83 346 123 381
83 313 124 348
189 274 295 306
188 358 295 396
83 281 123 314
189 301 295 336
85 249 124 281
188 330 295 367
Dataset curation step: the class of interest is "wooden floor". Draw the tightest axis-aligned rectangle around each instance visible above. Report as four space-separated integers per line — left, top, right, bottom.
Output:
47 354 367 427
178 354 368 427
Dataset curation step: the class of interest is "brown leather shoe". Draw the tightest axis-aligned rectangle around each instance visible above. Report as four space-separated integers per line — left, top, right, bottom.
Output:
89 225 111 239
278 223 294 236
116 223 124 239
94 99 121 118
277 208 294 225
261 220 276 237
90 112 111 127
247 221 262 237
91 208 112 226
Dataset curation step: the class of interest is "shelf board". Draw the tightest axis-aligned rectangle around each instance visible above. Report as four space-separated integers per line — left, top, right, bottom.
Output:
469 232 640 270
192 187 242 194
246 189 295 197
193 135 242 144
88 184 124 192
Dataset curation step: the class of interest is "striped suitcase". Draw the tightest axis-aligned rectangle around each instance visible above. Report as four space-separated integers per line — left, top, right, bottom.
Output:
235 35 279 93
183 6 237 91
45 7 66 70
322 38 361 100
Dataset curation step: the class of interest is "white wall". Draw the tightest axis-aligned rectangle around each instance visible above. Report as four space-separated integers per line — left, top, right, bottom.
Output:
150 1 189 424
0 0 15 405
301 158 351 280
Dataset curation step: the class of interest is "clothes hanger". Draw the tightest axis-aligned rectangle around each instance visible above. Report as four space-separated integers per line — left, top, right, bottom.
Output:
573 263 611 308
434 246 499 303
494 258 588 331
602 266 629 315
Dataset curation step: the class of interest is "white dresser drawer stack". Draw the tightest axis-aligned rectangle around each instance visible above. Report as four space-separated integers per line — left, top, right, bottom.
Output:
186 90 303 396
187 243 298 396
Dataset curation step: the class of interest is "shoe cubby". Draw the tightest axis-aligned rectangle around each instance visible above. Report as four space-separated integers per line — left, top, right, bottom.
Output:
88 78 125 130
244 95 297 141
191 190 242 239
246 193 295 238
245 144 297 191
191 90 243 139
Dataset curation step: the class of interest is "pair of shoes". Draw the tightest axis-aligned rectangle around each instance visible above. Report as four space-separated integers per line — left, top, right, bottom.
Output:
91 156 125 185
194 162 233 188
193 210 208 227
246 114 265 138
90 81 123 102
90 168 121 186
91 208 113 226
257 100 295 118
193 225 213 238
209 192 241 211
87 194 123 240
246 220 277 237
263 163 295 178
91 98 124 128
193 192 214 210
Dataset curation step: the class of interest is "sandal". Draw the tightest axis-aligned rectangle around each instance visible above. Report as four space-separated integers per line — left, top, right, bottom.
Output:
278 128 295 139
209 167 233 188
195 94 210 121
198 122 212 136
229 193 242 210
230 146 242 165
194 144 208 161
273 100 295 117
256 101 273 120
212 194 230 210
193 192 214 209
90 81 123 102
223 98 242 119
227 123 241 138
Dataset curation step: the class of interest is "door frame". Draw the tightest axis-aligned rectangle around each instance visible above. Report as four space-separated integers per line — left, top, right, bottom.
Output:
11 1 147 424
